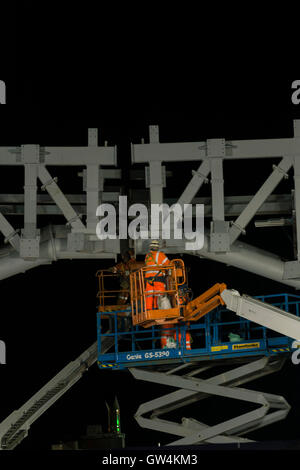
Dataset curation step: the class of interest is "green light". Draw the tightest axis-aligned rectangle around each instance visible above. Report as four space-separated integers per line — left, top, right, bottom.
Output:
116 410 120 433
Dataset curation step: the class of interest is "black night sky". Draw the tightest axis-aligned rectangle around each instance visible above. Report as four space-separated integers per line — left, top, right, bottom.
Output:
2 4 300 464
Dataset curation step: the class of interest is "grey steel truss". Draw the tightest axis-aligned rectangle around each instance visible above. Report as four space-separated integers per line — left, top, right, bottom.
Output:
132 120 300 286
130 356 290 446
0 122 299 286
0 129 119 262
0 121 300 450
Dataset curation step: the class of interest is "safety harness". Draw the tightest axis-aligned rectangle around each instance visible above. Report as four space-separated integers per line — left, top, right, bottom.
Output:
145 251 168 286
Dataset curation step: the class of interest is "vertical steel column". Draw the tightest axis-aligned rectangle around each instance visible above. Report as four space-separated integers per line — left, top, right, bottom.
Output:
86 129 101 233
211 158 225 222
20 145 40 259
148 161 164 205
146 126 166 241
24 163 38 239
147 126 164 205
208 139 229 252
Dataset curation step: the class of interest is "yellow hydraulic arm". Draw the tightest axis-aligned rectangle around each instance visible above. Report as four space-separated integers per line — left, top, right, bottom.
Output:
183 283 227 322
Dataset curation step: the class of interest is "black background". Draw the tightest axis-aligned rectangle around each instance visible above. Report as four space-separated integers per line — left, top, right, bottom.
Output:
1 1 300 457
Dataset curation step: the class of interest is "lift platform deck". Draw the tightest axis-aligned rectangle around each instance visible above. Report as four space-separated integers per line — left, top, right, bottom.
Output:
97 293 300 370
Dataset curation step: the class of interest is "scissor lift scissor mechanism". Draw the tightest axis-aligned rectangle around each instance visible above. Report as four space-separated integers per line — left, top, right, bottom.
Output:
130 356 290 445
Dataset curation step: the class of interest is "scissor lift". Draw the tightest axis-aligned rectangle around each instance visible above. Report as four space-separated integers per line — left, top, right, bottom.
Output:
97 293 300 369
97 289 300 445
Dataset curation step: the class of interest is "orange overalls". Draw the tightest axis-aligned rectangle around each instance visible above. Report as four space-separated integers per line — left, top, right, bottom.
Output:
177 291 191 349
145 250 171 349
174 328 192 350
160 323 176 348
161 325 191 350
162 291 192 350
144 250 169 310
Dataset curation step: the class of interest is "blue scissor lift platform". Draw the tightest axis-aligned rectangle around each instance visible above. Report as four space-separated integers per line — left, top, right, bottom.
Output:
97 293 300 445
97 293 300 370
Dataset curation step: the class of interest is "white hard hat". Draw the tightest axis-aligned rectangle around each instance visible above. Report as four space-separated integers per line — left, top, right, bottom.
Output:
150 239 160 250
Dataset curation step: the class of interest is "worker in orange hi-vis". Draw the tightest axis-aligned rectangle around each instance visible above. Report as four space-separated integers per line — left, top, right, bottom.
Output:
160 323 176 349
174 324 192 350
160 288 188 349
144 240 169 311
109 250 143 305
174 288 192 350
144 240 175 349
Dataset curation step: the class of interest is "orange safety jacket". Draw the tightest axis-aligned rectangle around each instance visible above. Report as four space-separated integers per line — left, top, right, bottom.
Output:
144 250 169 280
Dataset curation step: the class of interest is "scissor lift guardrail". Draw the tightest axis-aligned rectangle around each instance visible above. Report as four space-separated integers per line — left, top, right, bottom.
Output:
97 293 300 370
97 293 300 445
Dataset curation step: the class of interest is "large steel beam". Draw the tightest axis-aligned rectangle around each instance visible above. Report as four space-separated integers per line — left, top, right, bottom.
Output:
229 157 293 244
0 193 120 204
0 224 119 281
0 235 119 281
0 146 117 166
38 165 85 232
177 160 210 208
0 193 291 217
0 213 20 251
134 230 300 289
196 233 300 288
0 229 292 288
132 137 300 163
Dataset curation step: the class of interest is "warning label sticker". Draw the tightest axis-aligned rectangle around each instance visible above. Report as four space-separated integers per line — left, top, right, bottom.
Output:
232 342 260 350
211 345 229 352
